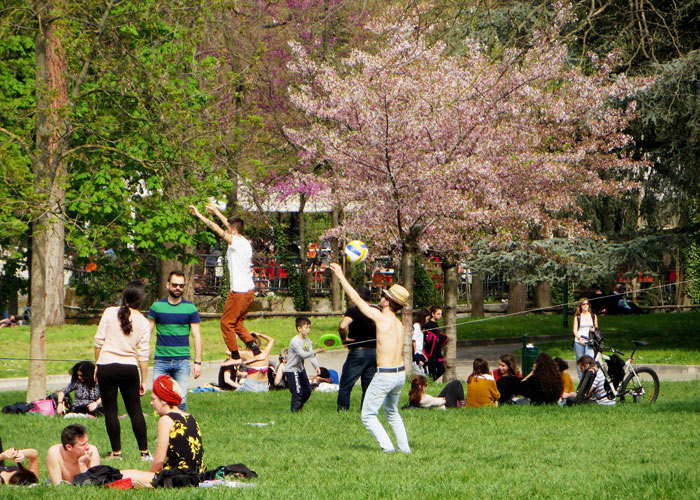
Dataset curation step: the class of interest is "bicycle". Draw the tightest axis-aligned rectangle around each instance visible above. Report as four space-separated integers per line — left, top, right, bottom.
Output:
589 336 660 404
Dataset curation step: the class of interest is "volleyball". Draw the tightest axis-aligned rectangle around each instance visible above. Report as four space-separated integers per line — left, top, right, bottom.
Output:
344 240 368 264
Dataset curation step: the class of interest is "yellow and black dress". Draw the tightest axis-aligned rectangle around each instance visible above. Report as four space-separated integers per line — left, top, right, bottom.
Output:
164 412 205 473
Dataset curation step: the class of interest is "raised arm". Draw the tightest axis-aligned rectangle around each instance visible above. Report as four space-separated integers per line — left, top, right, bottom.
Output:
329 263 382 322
206 202 230 228
189 205 232 245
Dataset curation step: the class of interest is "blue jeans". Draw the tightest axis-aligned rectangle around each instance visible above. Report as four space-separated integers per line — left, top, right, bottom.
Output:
153 358 190 410
361 370 410 453
238 378 269 393
573 341 595 379
337 348 376 411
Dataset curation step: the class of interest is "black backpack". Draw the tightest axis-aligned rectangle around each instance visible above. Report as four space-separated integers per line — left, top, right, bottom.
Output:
72 465 122 486
152 467 201 488
606 354 625 389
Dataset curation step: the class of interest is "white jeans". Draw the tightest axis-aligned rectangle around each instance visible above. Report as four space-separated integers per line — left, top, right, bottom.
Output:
361 370 410 453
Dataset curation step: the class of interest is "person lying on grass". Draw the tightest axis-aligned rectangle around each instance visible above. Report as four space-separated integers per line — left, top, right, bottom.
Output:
121 376 205 488
406 375 465 409
46 424 100 484
0 447 39 485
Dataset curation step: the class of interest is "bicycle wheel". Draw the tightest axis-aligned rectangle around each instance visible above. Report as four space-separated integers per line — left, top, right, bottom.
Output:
620 367 659 404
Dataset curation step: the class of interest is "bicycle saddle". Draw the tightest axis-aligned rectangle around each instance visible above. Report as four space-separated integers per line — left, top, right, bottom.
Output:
631 340 648 346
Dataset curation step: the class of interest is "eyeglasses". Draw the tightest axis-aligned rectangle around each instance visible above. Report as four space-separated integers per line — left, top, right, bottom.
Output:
582 302 589 305
169 283 186 289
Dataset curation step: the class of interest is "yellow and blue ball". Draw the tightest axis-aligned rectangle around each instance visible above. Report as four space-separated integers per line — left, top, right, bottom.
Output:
344 240 368 264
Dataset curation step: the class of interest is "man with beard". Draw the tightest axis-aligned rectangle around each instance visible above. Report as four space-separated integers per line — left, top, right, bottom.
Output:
147 270 202 410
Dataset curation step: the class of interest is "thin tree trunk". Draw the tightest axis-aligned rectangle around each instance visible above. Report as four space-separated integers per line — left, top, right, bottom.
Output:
330 205 342 311
28 1 69 402
471 271 484 317
534 281 553 311
400 242 416 369
507 281 528 314
298 193 311 310
441 257 458 382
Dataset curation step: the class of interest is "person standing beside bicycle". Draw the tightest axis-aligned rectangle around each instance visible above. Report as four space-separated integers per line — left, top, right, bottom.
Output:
573 298 598 378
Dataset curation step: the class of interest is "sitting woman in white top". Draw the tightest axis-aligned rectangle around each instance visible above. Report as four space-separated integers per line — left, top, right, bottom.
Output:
567 355 616 406
411 309 430 375
407 375 465 409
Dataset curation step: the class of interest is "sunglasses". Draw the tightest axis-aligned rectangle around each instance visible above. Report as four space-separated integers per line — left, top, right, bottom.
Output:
169 283 186 289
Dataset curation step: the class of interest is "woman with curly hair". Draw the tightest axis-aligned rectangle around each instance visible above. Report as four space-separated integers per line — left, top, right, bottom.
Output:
56 361 102 416
518 353 564 405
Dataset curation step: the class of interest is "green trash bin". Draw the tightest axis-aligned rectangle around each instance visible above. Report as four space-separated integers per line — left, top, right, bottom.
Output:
521 335 539 375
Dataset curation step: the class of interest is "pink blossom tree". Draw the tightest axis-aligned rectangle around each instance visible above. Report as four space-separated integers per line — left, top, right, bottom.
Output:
286 4 651 371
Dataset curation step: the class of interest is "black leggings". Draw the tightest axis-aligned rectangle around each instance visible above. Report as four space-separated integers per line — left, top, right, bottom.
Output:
97 363 148 452
438 380 465 408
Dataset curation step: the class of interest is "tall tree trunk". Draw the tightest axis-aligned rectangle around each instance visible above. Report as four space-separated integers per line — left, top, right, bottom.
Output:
534 281 553 311
330 205 342 311
28 1 69 402
400 241 416 369
298 194 311 310
441 257 459 382
471 271 484 317
507 281 527 314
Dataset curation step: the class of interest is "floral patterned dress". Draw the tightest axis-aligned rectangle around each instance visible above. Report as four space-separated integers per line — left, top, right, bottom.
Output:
164 412 205 473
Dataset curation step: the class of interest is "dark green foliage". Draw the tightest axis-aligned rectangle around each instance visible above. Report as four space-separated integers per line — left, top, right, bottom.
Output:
71 250 158 309
0 257 28 314
413 258 441 309
272 220 308 311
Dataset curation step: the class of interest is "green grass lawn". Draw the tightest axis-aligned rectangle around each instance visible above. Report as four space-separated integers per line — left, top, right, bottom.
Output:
2 311 699 379
457 311 700 365
1 316 342 379
0 379 699 499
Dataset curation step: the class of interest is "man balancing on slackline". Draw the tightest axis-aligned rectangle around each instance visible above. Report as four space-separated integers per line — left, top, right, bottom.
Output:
329 262 410 454
189 203 260 358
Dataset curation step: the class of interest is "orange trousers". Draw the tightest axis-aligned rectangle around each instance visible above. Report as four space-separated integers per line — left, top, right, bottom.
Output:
221 290 255 353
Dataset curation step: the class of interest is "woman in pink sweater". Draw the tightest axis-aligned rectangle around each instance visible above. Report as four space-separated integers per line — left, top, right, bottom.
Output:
94 281 152 461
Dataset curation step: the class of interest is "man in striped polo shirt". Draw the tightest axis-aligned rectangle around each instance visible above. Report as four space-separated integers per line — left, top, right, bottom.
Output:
148 271 202 410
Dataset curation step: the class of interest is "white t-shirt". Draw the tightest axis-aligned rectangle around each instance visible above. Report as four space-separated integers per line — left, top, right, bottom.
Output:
227 235 254 292
412 323 424 353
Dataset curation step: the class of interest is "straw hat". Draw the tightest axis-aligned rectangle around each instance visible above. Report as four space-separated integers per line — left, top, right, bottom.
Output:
382 284 409 307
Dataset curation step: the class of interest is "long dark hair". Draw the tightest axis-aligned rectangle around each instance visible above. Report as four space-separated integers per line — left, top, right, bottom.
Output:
118 281 146 336
533 353 564 401
412 309 430 329
7 463 38 485
468 358 490 383
498 353 519 377
69 361 96 389
409 375 427 407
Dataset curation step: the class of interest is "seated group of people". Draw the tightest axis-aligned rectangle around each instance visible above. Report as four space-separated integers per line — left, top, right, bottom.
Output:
214 332 336 393
408 352 614 409
2 375 204 488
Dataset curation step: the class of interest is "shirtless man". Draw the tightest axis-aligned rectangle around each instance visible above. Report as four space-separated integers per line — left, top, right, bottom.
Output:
330 263 410 453
46 424 100 484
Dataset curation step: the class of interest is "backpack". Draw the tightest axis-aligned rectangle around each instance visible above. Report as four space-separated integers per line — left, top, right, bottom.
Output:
199 463 258 481
152 467 201 488
73 465 123 486
605 354 625 389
